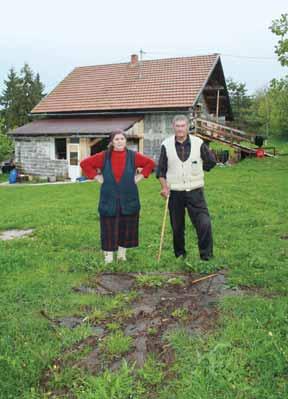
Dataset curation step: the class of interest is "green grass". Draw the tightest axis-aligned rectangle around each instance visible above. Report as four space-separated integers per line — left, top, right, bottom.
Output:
0 172 8 183
0 140 287 398
100 331 133 358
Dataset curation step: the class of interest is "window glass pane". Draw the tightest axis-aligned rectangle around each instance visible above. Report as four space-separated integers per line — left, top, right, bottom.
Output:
70 137 80 144
70 151 78 165
55 138 67 160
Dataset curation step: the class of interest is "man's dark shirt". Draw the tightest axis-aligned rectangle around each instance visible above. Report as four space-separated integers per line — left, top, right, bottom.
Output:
156 136 217 179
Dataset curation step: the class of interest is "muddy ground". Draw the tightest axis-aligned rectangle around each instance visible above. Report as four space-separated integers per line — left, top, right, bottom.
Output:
40 270 242 397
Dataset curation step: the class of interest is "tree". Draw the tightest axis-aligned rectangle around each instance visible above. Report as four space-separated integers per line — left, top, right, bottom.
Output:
248 89 271 136
0 64 45 133
246 79 288 138
0 117 14 163
19 64 45 126
268 77 288 136
0 68 22 132
270 13 288 67
226 78 252 130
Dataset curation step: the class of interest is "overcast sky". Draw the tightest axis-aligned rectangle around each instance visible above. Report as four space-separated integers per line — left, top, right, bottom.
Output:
1 0 287 95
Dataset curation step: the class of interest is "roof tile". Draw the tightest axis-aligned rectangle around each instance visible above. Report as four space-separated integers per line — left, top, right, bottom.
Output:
32 54 219 113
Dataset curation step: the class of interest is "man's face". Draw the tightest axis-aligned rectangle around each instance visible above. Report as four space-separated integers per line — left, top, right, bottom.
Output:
173 119 188 140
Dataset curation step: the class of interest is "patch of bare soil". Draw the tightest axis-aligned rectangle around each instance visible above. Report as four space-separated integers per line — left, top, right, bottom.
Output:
40 270 242 397
0 228 34 240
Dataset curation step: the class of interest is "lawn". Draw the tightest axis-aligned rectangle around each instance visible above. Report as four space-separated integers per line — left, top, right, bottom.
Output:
0 172 9 183
0 148 287 399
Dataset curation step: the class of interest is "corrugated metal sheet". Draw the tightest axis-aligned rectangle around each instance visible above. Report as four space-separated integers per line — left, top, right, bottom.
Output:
9 116 142 136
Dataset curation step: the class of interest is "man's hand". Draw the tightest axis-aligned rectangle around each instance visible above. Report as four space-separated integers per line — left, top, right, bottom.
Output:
94 174 104 184
160 186 170 199
135 174 144 184
159 177 170 199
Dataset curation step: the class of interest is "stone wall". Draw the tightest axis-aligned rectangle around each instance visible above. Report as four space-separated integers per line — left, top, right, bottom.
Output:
143 103 227 161
143 113 176 161
14 137 68 178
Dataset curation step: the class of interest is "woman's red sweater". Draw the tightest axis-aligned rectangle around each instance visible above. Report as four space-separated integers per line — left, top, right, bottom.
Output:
80 150 155 182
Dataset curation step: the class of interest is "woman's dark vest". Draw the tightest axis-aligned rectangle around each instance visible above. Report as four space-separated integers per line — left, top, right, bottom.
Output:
98 150 140 217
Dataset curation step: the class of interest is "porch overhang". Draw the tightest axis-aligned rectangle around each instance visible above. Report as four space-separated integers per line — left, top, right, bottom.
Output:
9 116 143 137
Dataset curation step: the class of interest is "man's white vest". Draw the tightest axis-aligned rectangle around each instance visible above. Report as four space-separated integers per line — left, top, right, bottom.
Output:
162 135 204 191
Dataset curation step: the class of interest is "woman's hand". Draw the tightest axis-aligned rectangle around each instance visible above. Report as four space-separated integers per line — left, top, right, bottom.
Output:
135 174 144 184
94 174 104 184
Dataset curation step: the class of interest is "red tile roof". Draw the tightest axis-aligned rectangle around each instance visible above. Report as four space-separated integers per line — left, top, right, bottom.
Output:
32 54 219 114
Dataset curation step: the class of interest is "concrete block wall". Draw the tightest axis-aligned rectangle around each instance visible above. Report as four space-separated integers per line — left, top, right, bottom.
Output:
14 137 68 178
143 113 176 161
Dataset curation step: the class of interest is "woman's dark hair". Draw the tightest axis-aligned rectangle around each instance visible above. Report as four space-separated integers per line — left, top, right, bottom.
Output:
107 129 127 156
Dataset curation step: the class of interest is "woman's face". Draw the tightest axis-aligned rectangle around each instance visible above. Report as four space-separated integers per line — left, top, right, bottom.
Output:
112 134 127 151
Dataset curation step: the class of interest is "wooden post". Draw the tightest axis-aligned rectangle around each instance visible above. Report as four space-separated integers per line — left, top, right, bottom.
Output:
216 89 220 122
138 137 144 153
157 195 170 262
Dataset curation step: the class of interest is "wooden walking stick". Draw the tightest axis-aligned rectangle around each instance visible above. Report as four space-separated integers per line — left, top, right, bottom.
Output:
157 194 170 262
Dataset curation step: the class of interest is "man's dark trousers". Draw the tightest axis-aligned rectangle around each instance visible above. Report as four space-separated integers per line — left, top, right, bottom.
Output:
168 187 213 259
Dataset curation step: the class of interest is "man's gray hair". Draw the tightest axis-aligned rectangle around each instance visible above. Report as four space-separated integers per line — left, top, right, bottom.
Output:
172 114 189 125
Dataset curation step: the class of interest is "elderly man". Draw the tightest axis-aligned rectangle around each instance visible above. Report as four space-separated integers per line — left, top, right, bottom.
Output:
157 114 216 261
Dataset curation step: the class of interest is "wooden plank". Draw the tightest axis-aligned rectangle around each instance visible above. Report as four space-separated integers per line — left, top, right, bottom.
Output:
89 138 102 147
216 90 220 122
204 85 225 91
194 132 274 157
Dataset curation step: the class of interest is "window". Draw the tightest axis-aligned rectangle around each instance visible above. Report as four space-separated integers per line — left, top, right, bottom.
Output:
70 137 80 144
69 151 78 165
55 138 67 160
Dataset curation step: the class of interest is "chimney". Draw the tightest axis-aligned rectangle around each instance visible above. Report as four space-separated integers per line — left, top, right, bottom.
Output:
130 54 138 65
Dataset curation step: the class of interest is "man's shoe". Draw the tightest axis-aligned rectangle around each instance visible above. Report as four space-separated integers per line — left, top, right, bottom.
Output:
200 255 214 261
175 252 193 268
176 252 187 260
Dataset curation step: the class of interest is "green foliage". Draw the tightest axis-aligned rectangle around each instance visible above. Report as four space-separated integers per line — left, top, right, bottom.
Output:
248 78 288 138
226 78 252 130
136 274 167 287
0 118 14 162
268 77 288 136
171 307 189 321
227 76 288 138
0 64 45 132
137 355 165 387
135 274 184 288
100 331 133 357
270 13 288 67
75 361 135 399
161 296 288 399
106 321 122 331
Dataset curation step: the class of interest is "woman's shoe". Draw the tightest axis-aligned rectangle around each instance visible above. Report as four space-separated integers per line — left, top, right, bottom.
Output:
104 251 113 264
117 246 127 261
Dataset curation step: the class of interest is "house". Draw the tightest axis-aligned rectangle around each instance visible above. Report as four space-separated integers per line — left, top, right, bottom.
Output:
9 53 232 181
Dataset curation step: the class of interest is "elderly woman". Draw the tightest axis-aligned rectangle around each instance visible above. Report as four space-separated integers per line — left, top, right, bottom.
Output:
80 130 155 263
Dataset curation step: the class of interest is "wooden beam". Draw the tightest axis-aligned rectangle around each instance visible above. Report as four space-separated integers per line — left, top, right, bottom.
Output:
204 85 225 91
216 90 220 122
88 138 102 147
205 95 227 100
138 137 144 153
